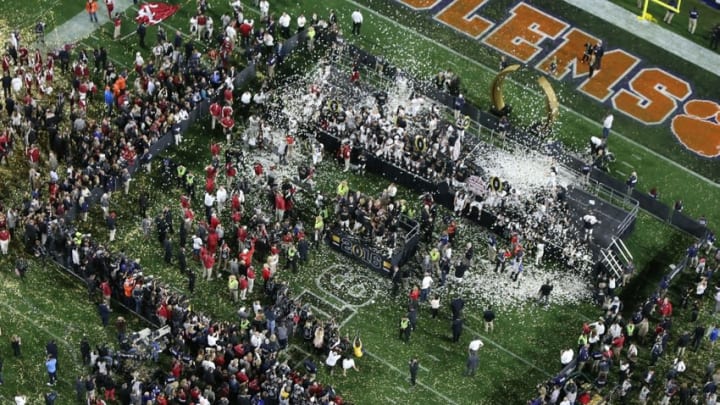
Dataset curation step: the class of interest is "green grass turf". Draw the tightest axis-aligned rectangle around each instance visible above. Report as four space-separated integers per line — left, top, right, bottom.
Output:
93 137 580 404
0 255 146 403
0 0 715 402
0 0 78 34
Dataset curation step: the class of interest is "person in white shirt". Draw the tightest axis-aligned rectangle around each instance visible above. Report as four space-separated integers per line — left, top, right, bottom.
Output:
263 31 274 49
278 12 291 38
582 213 600 241
225 24 237 45
325 349 341 375
188 14 199 37
14 395 27 405
241 91 252 105
468 338 484 354
342 356 358 376
420 272 433 302
204 192 216 221
560 348 574 366
590 318 606 337
602 111 614 138
259 0 269 21
535 240 545 266
216 186 228 214
296 14 306 31
351 9 363 35
177 107 189 122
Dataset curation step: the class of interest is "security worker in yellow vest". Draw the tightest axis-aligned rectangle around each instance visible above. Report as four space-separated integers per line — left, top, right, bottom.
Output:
176 164 187 186
314 215 324 247
286 243 298 272
185 172 196 199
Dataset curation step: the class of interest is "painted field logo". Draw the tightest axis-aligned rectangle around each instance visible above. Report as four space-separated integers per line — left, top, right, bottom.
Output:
671 100 720 158
394 0 720 158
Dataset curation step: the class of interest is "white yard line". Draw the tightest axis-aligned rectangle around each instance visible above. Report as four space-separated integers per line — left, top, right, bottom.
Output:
0 299 79 359
296 279 458 402
364 350 461 405
464 315 553 378
342 0 719 188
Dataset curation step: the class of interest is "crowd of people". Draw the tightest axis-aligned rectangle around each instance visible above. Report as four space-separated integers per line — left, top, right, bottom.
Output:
0 1 365 404
1 0 717 404
527 236 720 404
292 52 594 282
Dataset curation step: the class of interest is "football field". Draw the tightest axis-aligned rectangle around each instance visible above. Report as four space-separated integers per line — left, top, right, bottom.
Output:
0 0 717 403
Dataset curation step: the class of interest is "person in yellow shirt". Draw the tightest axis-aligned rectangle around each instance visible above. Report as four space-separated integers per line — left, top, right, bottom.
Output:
336 180 349 198
313 215 324 247
228 275 239 302
353 335 363 358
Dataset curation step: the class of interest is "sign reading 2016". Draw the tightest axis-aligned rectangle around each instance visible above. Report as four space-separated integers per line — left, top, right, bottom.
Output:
340 238 384 271
395 0 720 158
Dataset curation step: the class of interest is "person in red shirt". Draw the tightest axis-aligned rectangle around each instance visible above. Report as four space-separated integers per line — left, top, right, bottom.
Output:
246 266 256 294
209 212 220 230
205 176 215 194
237 225 248 247
274 191 285 222
202 251 216 281
341 143 351 172
183 208 195 230
611 333 625 358
26 144 40 167
239 242 255 268
253 162 264 184
171 359 183 378
409 286 420 304
210 142 221 157
0 227 10 255
196 12 207 40
100 279 112 306
225 162 237 188
261 263 272 283
239 275 248 300
207 228 219 254
113 13 122 39
658 297 673 317
104 0 114 18
239 20 253 46
350 65 360 85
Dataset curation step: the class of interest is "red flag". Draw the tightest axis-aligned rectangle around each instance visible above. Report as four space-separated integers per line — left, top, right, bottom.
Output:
136 2 179 25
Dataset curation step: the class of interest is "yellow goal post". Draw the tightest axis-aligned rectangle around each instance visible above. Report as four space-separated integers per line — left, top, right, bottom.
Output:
639 0 682 22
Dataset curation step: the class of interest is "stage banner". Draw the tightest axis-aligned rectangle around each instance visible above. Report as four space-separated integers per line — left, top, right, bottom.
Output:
466 175 485 195
328 232 392 275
